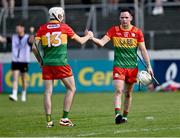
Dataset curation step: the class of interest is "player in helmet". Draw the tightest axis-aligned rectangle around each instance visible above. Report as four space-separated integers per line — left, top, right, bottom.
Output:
48 7 64 22
32 7 93 128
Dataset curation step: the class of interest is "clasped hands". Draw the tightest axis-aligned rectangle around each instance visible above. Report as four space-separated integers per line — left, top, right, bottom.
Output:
85 30 94 39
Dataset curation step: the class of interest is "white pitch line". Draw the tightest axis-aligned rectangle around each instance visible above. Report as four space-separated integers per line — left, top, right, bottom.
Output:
78 132 102 137
77 126 180 137
114 126 180 134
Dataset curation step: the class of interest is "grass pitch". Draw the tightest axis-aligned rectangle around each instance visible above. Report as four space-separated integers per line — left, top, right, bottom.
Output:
0 92 180 137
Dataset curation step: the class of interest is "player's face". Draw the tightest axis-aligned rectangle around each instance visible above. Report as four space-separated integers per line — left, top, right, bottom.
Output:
119 12 132 28
16 25 25 35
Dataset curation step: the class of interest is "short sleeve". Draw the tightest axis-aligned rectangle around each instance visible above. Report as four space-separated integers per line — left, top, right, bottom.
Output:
106 26 115 39
137 29 144 42
63 24 75 38
35 27 42 40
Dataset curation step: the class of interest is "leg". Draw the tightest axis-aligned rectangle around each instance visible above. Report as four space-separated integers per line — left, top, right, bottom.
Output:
12 70 19 92
2 0 8 17
44 80 53 115
114 80 125 113
113 79 125 124
123 83 134 116
9 0 15 18
20 72 27 102
2 0 8 8
42 65 54 127
60 76 76 126
121 67 137 123
9 70 19 101
44 80 54 127
120 83 134 123
61 76 76 114
155 0 162 7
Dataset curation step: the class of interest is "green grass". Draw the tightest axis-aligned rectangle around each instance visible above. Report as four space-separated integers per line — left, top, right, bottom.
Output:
0 92 180 137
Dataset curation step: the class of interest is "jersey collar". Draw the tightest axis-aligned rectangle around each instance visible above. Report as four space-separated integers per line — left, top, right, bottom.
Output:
49 20 60 23
120 25 133 31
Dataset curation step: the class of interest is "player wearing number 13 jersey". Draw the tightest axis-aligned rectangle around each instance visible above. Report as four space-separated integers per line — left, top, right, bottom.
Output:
36 21 75 79
32 7 92 128
36 21 74 66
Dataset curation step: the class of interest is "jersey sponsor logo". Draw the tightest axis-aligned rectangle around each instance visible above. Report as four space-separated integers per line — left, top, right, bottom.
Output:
47 24 60 29
113 37 137 47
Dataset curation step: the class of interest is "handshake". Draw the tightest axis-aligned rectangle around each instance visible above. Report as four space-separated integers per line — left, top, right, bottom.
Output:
83 29 106 47
85 30 94 40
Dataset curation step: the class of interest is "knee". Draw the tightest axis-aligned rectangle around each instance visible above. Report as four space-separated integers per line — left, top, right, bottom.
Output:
13 77 18 82
125 92 132 98
115 88 123 95
44 91 52 97
67 85 76 93
44 89 52 96
72 86 76 93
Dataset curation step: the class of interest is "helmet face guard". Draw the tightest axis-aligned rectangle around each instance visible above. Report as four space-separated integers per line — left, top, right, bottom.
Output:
138 70 152 86
49 7 64 22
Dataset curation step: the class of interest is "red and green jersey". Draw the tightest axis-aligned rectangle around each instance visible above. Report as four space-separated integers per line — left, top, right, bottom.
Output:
35 20 75 66
106 25 144 68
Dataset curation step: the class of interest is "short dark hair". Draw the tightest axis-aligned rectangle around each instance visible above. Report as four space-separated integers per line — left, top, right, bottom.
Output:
16 22 25 27
120 8 134 17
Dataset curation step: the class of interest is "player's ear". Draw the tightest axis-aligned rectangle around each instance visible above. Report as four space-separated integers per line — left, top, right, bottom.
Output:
130 14 133 21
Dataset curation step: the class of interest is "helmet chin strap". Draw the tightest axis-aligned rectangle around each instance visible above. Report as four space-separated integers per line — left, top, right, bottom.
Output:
52 13 62 22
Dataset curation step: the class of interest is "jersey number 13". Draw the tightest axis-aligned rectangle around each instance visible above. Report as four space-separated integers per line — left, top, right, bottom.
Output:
45 32 62 47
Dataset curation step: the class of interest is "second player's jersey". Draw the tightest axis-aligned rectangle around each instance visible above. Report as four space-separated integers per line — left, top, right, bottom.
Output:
106 25 144 68
35 20 75 66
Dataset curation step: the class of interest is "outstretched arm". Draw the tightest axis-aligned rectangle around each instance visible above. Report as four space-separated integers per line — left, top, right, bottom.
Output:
91 35 110 47
139 42 154 76
32 39 43 66
72 31 93 45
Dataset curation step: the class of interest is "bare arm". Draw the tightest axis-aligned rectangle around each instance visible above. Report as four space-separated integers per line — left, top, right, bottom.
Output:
28 35 34 45
32 39 43 66
28 27 35 44
72 33 92 45
139 42 154 75
91 35 110 47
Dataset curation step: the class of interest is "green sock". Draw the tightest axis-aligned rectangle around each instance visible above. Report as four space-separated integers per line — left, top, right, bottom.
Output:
123 111 128 118
115 108 121 115
62 111 69 118
46 114 52 122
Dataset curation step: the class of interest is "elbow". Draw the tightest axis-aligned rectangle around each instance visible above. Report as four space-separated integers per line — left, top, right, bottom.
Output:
79 41 85 45
76 38 85 45
98 42 104 47
100 44 104 47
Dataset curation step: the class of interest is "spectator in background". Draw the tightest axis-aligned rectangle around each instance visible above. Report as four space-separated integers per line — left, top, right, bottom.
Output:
108 0 119 12
1 0 15 18
152 0 164 15
8 23 34 102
